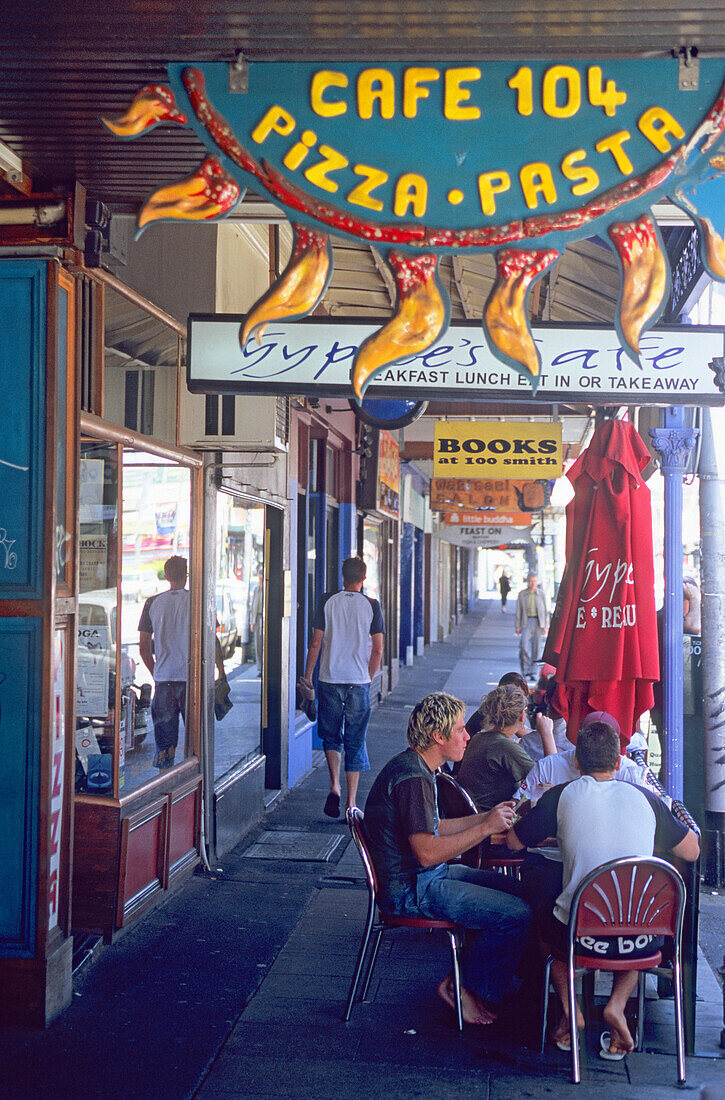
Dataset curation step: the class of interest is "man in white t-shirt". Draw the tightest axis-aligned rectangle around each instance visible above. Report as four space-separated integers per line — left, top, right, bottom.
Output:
302 556 384 818
138 555 190 770
508 720 699 1058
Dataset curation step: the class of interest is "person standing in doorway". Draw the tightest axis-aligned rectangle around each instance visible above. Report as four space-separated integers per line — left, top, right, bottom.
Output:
138 555 189 770
498 571 511 612
515 572 548 682
249 567 264 677
301 556 384 818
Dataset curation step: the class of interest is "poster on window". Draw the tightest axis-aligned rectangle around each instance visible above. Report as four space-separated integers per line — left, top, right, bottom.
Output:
76 623 111 717
79 535 108 593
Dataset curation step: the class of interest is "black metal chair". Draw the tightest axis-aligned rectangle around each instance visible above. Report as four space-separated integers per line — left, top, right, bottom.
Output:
540 856 687 1084
343 807 464 1029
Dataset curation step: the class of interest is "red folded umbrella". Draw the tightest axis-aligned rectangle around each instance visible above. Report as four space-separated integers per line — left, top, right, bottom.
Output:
544 418 659 747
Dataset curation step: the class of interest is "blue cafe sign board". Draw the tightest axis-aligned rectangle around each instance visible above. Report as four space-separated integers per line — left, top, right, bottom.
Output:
188 318 725 406
105 58 725 398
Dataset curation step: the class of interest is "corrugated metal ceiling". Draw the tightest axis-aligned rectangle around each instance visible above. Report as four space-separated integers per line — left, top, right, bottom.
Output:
0 2 703 364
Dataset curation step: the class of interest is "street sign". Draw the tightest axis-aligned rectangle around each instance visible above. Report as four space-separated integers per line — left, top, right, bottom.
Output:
430 477 551 512
187 318 725 405
433 420 562 478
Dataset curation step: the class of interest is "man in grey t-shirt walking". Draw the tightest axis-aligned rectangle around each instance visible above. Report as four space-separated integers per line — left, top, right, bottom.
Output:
139 555 190 770
302 556 384 818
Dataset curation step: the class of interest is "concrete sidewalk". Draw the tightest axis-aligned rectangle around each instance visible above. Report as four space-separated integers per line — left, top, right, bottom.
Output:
2 600 724 1099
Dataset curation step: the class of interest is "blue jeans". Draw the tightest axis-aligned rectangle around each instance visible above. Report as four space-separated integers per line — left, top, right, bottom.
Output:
317 681 371 772
384 864 531 1004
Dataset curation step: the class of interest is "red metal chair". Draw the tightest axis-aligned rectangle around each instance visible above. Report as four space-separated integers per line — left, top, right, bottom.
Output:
437 771 526 877
343 807 464 1030
540 856 687 1084
435 771 482 869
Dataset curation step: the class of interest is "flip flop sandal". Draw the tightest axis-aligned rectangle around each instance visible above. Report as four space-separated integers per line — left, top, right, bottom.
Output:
323 792 341 818
599 1030 628 1061
555 1036 571 1052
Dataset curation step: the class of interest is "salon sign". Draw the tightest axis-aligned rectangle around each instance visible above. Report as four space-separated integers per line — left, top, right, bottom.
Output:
107 59 725 398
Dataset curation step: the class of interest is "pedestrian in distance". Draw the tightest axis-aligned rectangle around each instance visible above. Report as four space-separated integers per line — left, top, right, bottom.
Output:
301 556 384 818
499 571 511 612
138 555 189 770
515 572 548 682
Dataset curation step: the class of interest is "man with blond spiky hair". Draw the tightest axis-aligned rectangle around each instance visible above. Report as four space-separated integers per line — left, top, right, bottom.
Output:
364 692 531 1026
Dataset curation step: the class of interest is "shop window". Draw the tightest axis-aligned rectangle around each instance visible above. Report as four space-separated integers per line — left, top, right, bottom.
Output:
213 491 266 779
76 440 120 797
76 440 194 797
361 519 381 602
326 504 339 592
102 285 181 445
124 368 155 435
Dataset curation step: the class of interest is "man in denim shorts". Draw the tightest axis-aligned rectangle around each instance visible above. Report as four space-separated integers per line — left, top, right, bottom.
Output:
303 557 384 818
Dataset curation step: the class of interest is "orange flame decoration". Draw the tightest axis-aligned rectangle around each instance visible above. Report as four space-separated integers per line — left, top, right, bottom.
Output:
101 85 187 137
241 225 332 346
608 216 667 358
352 253 447 400
104 68 725 391
483 249 559 382
137 156 241 228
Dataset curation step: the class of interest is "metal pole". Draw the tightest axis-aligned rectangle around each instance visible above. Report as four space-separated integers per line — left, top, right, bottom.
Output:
650 408 698 801
698 407 725 881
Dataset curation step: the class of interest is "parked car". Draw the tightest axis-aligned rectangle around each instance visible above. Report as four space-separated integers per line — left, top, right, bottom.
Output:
216 588 239 659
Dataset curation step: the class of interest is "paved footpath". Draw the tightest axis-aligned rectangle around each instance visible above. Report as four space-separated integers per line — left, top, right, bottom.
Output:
2 600 724 1099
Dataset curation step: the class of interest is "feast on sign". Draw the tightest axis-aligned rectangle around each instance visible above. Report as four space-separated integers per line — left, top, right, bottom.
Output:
250 64 685 219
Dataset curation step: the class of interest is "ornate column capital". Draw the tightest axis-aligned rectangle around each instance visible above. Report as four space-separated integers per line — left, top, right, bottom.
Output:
649 426 698 471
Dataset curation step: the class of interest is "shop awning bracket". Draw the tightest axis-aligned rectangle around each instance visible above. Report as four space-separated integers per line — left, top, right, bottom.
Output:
229 51 248 93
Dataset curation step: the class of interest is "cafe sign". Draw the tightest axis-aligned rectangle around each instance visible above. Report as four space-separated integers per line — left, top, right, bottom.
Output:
433 421 562 478
106 59 725 400
187 320 725 406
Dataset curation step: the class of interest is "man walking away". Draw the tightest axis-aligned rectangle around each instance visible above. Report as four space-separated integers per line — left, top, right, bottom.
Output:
302 556 384 818
499 571 511 612
139 555 189 770
515 572 548 681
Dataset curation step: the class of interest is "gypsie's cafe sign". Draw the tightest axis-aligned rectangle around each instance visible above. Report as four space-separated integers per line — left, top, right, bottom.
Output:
187 319 725 406
109 58 725 399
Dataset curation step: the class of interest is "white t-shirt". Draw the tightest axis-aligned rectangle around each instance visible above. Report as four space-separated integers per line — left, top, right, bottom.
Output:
138 588 190 682
313 589 384 684
519 717 569 762
514 747 650 805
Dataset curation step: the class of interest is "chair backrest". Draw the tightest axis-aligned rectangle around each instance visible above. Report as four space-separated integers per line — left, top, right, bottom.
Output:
436 771 479 817
346 807 379 899
435 772 482 869
571 856 686 940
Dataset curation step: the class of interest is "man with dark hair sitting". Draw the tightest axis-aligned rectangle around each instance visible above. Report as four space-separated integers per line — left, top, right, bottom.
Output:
364 692 531 1026
506 720 699 1059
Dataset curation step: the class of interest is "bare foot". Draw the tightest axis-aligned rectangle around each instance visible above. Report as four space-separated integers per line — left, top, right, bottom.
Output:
437 975 496 1025
551 1006 585 1048
602 1004 634 1054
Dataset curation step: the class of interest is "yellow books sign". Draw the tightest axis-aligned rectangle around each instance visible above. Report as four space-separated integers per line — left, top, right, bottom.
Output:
433 421 562 478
